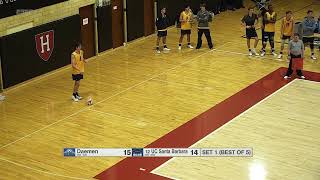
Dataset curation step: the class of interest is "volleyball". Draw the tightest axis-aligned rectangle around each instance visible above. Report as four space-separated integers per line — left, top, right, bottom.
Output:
87 97 93 106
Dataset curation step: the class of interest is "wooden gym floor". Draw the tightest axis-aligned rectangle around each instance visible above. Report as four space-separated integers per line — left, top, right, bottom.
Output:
0 0 320 179
152 77 320 180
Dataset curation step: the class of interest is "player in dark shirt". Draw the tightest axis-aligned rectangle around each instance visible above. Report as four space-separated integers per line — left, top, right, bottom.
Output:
155 7 170 53
241 7 259 56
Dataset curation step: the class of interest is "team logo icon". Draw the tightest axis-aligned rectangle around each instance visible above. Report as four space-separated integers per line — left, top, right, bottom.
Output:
35 30 54 61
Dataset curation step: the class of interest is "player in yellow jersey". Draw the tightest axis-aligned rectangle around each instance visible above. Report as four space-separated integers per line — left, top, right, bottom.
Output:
261 4 277 57
178 5 194 50
71 42 88 102
278 11 294 59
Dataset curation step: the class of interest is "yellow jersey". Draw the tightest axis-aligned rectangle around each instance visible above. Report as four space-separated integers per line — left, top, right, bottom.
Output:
282 17 294 36
72 50 84 74
265 12 276 32
180 11 192 30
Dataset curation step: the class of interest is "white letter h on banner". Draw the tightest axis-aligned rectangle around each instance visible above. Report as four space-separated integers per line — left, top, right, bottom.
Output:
40 35 50 53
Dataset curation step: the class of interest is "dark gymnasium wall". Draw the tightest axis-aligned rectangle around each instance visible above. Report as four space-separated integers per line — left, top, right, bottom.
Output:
0 15 80 88
97 4 113 52
126 0 145 41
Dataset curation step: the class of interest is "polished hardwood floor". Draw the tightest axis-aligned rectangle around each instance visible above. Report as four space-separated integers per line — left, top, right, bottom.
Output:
0 0 319 179
153 79 320 180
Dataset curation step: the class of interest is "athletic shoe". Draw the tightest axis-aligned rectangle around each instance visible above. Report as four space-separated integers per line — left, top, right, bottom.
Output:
299 76 305 79
163 47 171 51
277 54 283 59
178 46 182 50
72 95 79 102
311 55 317 60
248 51 253 56
284 76 291 79
0 95 5 101
272 51 277 57
156 50 161 54
260 51 266 57
76 94 82 100
187 45 194 49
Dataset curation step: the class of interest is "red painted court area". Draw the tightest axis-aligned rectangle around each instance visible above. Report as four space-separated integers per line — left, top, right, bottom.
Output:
95 67 320 180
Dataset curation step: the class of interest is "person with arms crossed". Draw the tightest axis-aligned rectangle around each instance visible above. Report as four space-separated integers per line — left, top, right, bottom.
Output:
261 4 277 57
196 3 214 49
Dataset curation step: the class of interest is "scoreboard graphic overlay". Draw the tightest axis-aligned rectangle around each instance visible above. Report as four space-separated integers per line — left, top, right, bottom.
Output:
64 148 253 157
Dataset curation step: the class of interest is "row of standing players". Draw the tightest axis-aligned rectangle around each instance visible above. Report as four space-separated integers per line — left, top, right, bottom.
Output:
155 4 320 79
155 4 215 53
242 5 319 60
239 5 319 79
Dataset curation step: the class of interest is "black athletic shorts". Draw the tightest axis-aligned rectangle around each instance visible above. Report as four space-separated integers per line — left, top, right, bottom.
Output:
72 74 83 81
181 29 191 35
303 37 314 44
246 28 258 39
263 32 275 41
157 30 167 37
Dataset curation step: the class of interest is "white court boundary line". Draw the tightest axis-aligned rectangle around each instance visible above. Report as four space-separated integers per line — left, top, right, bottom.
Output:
0 156 91 180
0 42 231 179
213 48 284 61
151 79 299 179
